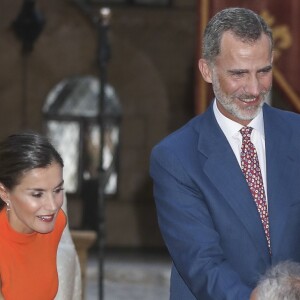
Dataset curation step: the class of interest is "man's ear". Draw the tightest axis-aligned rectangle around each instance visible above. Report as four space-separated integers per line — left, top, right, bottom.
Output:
0 183 9 201
198 58 213 83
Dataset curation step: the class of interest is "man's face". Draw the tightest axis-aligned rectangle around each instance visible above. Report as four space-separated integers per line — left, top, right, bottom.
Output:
200 31 273 125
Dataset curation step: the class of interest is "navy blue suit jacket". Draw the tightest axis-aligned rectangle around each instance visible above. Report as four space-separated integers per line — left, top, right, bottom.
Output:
150 103 300 300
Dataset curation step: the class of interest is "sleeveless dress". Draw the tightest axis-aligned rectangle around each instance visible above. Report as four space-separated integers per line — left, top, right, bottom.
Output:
0 208 66 300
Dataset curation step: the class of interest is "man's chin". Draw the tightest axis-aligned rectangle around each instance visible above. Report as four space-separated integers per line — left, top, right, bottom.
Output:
231 106 262 122
236 111 260 121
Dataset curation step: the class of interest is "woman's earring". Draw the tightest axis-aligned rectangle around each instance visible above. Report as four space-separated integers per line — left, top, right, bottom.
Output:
6 201 10 212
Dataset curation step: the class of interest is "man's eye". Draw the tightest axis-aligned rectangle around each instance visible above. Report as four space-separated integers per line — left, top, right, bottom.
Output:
230 72 245 78
259 69 271 75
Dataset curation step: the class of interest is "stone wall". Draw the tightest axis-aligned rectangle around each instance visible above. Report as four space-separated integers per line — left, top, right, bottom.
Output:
0 0 197 248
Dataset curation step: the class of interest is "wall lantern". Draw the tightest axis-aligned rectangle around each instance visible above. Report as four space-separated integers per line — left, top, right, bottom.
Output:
42 75 122 199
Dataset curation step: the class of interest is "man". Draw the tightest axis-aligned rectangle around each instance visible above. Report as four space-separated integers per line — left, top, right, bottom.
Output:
252 261 300 300
150 7 300 300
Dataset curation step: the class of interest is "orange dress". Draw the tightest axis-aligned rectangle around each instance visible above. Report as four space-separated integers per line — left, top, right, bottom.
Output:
0 209 66 300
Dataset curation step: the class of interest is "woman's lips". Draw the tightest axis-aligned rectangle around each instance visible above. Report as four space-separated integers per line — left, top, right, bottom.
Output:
37 214 55 222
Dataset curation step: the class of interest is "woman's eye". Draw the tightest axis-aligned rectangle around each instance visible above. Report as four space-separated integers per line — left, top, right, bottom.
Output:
54 187 64 194
32 192 43 198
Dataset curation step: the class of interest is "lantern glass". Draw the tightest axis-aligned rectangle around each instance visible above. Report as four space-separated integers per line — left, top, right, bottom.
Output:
83 123 119 195
46 120 80 193
43 75 121 196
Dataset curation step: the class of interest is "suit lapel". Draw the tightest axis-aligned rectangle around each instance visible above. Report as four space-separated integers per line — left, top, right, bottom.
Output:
195 104 270 260
263 105 297 255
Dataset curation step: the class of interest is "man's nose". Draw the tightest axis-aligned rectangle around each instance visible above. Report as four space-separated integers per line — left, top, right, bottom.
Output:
244 75 260 96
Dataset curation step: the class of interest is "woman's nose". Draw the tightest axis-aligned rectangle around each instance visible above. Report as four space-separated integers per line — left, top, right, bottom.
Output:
44 195 60 211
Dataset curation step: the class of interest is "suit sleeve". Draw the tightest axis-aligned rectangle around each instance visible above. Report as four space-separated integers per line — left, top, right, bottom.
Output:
150 144 252 300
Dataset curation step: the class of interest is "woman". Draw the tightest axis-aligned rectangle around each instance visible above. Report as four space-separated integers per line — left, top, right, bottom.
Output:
0 132 66 300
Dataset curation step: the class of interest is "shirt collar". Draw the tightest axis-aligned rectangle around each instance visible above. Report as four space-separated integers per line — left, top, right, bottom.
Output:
213 99 265 139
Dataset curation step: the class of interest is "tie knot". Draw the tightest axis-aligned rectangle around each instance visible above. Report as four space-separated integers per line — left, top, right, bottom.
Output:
240 127 253 141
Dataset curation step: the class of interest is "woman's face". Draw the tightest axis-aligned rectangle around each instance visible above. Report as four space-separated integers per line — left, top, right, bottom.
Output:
0 162 64 234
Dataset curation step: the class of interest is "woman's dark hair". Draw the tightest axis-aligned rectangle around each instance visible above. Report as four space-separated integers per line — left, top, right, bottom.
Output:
0 132 64 210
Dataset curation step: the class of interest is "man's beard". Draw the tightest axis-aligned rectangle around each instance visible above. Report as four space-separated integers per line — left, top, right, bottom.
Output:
212 73 271 121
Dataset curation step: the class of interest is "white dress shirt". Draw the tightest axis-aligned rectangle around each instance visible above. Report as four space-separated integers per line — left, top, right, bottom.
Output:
213 100 268 203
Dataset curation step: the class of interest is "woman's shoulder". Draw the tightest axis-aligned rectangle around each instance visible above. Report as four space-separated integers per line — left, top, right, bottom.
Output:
56 209 67 232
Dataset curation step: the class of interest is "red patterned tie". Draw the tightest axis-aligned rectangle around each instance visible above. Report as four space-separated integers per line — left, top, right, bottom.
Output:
240 127 271 251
